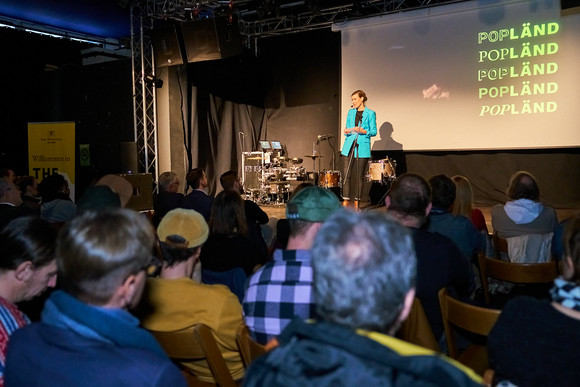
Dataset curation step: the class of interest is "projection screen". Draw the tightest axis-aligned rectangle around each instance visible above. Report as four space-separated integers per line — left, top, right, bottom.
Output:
334 0 580 151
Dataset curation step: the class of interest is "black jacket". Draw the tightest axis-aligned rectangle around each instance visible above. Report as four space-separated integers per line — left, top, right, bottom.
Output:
243 319 482 387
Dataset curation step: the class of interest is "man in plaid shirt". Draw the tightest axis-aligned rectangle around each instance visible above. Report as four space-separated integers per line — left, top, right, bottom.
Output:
243 186 341 344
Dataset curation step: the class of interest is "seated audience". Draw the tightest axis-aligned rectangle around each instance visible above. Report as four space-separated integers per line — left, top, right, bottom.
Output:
451 175 489 234
0 179 27 229
153 171 184 226
16 176 41 215
220 170 269 256
138 208 244 383
271 182 314 251
386 174 471 343
0 169 14 184
76 185 121 214
38 173 76 224
0 217 57 384
5 208 186 386
491 170 558 263
427 174 485 262
181 168 212 221
488 214 580 386
243 186 341 344
200 190 266 276
243 210 482 386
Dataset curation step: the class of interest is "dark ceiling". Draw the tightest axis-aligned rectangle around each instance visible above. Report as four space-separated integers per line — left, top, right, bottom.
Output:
0 0 463 41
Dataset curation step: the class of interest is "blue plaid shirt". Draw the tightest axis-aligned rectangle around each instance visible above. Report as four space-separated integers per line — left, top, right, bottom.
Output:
242 249 316 345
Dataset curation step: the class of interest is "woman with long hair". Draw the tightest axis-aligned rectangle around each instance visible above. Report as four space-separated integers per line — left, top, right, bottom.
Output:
200 190 265 275
451 175 488 234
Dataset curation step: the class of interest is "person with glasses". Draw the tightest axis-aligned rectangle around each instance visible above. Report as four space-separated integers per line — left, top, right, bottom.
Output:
138 208 245 384
4 208 186 387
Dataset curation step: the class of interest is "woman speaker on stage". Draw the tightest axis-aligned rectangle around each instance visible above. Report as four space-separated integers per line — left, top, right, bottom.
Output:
341 90 377 203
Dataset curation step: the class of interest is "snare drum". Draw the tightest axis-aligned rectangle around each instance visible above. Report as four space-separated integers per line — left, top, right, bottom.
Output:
367 159 396 184
319 171 341 188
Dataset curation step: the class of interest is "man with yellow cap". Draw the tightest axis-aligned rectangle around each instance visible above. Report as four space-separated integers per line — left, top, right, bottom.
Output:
137 208 244 384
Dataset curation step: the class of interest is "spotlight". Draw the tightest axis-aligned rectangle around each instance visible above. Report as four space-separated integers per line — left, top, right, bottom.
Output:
144 74 163 88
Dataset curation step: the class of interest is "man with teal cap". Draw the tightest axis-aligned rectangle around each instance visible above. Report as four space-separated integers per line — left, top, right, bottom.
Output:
242 186 342 345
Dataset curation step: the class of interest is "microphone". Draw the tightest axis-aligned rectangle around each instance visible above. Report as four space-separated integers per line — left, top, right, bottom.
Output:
239 132 247 137
317 134 334 141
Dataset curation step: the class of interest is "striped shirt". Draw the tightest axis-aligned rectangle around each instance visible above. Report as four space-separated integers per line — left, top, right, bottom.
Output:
0 297 30 385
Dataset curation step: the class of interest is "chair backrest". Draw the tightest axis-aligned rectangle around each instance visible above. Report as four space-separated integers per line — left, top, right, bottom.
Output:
396 298 440 352
478 253 559 304
438 287 501 359
492 233 508 259
494 232 553 263
235 324 267 368
150 324 237 387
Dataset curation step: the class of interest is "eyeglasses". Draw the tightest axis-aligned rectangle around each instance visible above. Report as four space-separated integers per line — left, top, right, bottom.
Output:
140 256 162 277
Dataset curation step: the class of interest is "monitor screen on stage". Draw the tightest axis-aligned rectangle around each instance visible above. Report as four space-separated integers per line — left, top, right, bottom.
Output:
271 141 282 150
259 140 271 150
335 0 580 150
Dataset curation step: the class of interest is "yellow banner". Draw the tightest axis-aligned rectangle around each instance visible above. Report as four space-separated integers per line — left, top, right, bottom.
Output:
28 122 76 197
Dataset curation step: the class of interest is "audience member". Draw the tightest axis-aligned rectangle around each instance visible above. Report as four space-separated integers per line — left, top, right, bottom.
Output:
0 169 14 184
76 185 121 213
491 170 558 263
386 174 471 342
0 179 27 229
181 168 212 221
0 217 57 385
488 214 580 386
38 173 76 224
200 190 266 276
271 182 314 250
243 210 482 386
95 174 133 208
451 175 489 234
220 170 269 256
153 171 184 226
5 208 186 386
243 186 341 344
427 174 485 262
138 208 244 383
16 176 41 215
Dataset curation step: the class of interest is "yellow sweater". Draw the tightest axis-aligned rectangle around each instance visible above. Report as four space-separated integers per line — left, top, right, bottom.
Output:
139 277 244 383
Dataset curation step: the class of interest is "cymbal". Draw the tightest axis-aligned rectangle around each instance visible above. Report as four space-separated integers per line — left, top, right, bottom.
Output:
304 154 323 159
291 157 303 164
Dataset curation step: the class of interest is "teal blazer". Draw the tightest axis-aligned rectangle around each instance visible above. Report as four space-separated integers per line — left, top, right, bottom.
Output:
341 107 377 158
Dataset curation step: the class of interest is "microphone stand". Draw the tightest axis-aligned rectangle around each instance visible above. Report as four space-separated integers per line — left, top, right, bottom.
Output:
354 135 360 210
343 132 359 202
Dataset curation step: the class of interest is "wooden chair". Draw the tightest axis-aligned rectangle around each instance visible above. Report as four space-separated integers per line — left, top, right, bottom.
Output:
438 288 501 376
235 324 267 368
478 253 559 305
482 369 495 387
150 324 238 387
492 233 508 258
396 298 440 352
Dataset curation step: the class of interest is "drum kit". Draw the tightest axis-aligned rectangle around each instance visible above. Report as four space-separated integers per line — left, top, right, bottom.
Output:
242 150 397 205
242 151 309 205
